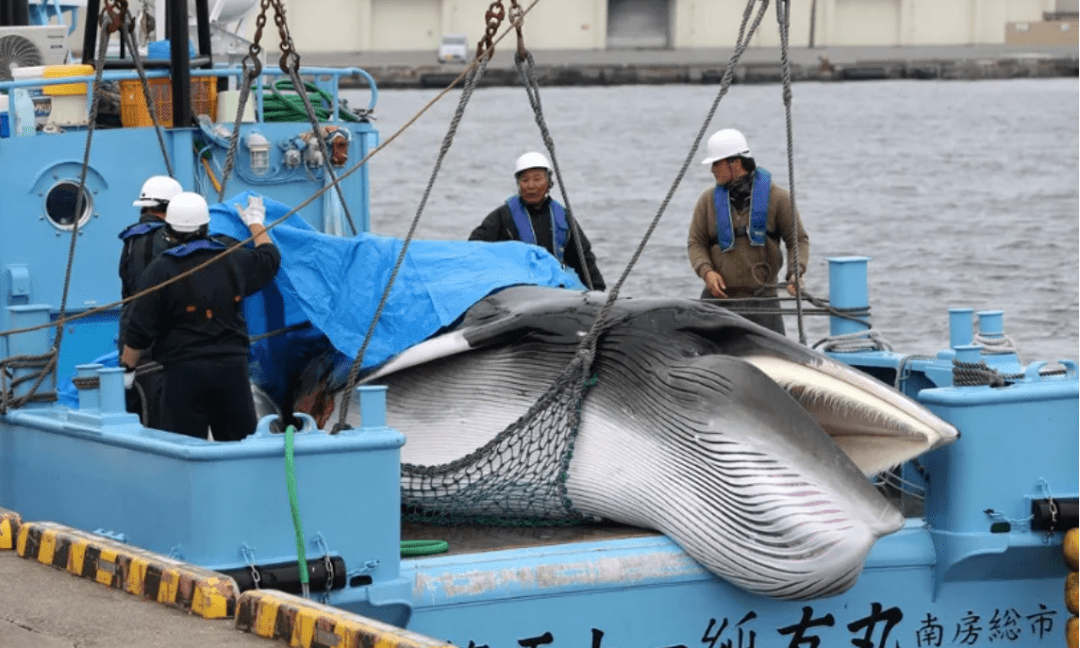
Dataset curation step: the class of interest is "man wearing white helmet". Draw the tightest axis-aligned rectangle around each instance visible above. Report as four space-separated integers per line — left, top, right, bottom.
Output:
119 176 183 350
687 129 809 335
120 192 280 441
116 175 183 427
469 151 606 291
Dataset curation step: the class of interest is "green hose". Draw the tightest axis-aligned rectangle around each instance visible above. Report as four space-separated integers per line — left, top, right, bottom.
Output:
401 539 449 557
258 79 361 123
288 422 444 585
284 424 310 594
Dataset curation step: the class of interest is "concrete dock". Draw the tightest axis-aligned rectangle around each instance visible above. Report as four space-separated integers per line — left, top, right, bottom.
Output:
0 551 269 648
298 44 1079 89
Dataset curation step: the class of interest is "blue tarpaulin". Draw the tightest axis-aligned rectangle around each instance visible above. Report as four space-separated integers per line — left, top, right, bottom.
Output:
215 193 585 405
61 193 585 410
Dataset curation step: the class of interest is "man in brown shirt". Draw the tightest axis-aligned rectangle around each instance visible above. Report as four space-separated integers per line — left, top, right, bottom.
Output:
687 129 809 335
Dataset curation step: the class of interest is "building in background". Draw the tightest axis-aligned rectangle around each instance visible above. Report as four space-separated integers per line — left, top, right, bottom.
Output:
264 0 1073 54
61 0 1076 59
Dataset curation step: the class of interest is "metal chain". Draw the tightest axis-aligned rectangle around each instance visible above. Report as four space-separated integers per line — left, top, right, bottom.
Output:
775 0 806 345
1040 479 1059 535
476 0 506 60
0 2 533 348
240 544 262 589
314 534 333 602
332 56 491 433
266 0 357 234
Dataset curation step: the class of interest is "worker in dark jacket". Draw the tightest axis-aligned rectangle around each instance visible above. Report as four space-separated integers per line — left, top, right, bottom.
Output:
121 192 281 441
117 175 182 427
469 151 606 291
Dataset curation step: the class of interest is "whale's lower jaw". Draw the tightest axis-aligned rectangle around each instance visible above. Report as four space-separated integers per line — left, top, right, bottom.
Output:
564 403 903 601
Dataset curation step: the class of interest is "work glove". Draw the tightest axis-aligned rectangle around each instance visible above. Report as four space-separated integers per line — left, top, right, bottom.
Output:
235 195 266 227
123 367 136 390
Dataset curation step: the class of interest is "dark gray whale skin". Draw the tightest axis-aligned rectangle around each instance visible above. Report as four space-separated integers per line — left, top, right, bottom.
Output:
310 286 957 600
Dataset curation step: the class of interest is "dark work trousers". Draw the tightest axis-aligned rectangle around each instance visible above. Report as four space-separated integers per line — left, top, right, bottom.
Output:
699 288 786 336
125 363 166 430
161 357 257 441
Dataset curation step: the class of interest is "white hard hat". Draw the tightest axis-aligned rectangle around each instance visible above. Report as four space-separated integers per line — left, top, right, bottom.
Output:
514 151 552 176
165 192 210 233
700 129 752 165
133 175 183 207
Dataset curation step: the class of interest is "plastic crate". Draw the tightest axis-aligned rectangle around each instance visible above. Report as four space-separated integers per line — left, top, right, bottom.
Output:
119 76 217 128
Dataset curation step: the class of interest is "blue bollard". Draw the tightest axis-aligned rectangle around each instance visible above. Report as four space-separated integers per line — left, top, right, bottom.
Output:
98 367 126 414
948 308 974 349
975 310 1005 339
75 363 103 411
953 344 984 364
8 304 53 403
358 385 388 429
827 257 871 337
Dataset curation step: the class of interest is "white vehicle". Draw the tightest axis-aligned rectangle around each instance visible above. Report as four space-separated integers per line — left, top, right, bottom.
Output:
438 34 468 63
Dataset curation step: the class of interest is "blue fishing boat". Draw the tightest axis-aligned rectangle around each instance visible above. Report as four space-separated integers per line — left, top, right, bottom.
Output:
0 0 1076 646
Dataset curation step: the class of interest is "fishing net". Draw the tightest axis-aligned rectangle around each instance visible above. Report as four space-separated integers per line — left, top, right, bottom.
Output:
400 351 599 526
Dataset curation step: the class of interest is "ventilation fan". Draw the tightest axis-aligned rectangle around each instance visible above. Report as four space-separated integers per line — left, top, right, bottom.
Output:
0 34 44 82
0 26 69 81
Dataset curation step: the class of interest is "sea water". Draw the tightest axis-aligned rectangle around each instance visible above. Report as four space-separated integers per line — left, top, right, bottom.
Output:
348 78 1079 363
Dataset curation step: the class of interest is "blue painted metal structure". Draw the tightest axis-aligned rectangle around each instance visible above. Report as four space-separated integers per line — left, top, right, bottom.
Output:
0 26 1076 648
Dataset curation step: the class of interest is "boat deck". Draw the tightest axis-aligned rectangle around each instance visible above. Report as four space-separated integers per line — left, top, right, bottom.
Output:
402 520 660 557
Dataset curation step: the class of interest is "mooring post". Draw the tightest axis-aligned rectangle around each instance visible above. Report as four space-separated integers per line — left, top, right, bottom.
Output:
358 385 388 429
826 257 871 338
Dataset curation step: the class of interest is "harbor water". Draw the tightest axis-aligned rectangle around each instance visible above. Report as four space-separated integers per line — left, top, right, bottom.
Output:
349 77 1079 363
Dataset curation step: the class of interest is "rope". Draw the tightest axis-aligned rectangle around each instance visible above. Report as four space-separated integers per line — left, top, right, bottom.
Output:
583 0 770 346
0 0 547 349
36 18 117 410
973 332 1020 357
953 359 1006 387
217 65 259 201
0 351 58 414
284 424 311 598
116 9 174 178
894 354 935 390
775 0 807 345
332 55 492 433
814 329 894 353
513 48 596 291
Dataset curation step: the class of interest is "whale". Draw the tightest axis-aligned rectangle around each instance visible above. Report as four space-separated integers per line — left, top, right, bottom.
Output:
293 286 959 600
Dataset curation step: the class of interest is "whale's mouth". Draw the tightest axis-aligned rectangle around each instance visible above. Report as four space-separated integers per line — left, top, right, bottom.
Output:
743 354 960 476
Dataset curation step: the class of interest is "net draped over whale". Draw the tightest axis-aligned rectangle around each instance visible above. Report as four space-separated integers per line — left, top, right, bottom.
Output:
212 194 595 525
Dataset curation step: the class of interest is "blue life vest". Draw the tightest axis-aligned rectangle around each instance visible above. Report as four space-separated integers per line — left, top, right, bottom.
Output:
714 168 772 252
163 237 228 258
118 221 164 240
506 195 569 264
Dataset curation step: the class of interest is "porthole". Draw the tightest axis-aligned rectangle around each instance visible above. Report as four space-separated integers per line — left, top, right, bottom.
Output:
44 181 93 230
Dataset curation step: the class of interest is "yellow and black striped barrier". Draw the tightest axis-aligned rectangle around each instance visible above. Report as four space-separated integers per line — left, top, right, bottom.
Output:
236 589 452 648
16 521 239 619
0 508 20 550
